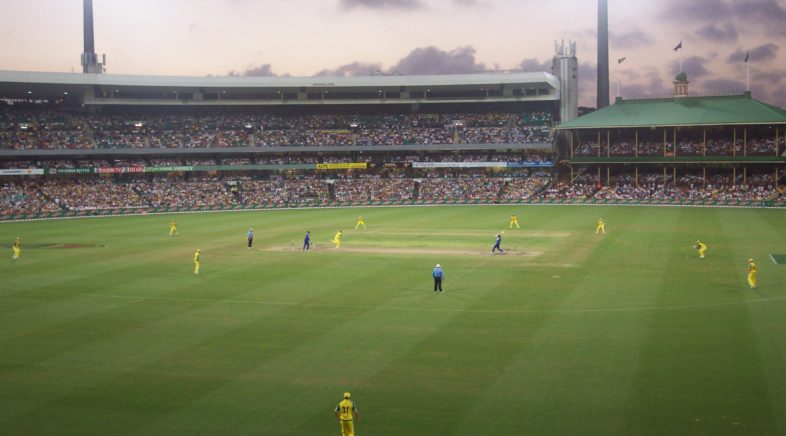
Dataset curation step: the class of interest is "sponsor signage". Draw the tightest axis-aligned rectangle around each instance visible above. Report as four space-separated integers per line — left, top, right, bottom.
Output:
315 162 368 170
0 168 45 176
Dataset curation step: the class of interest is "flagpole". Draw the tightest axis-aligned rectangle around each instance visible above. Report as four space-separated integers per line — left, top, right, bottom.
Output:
746 57 751 92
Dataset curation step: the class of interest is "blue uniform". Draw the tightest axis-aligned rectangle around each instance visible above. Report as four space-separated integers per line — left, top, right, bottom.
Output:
492 234 505 254
432 265 444 292
303 231 311 252
247 228 254 248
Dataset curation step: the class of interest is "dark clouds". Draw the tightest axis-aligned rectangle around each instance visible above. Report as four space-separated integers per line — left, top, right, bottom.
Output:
660 0 732 22
518 58 551 72
228 64 276 77
340 0 422 10
727 43 779 63
390 46 488 75
610 29 654 49
669 56 711 79
314 62 383 76
731 0 786 35
700 78 745 93
695 23 738 42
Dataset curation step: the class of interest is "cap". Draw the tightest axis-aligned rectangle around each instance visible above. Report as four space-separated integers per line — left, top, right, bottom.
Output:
343 392 351 399
436 264 441 268
748 258 754 262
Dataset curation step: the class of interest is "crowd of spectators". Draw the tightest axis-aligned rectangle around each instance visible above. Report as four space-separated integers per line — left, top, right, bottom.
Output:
2 168 784 215
0 108 553 150
576 138 781 157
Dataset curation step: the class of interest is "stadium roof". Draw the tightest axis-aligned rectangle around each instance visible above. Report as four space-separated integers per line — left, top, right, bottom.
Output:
555 92 786 130
0 70 560 105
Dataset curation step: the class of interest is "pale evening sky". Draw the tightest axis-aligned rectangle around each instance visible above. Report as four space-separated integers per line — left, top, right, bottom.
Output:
1 0 785 107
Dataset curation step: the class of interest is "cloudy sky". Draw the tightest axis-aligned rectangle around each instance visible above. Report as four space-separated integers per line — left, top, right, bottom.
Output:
1 0 785 108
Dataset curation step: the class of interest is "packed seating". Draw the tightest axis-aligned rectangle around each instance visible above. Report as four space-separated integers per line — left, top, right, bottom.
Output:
1 107 554 149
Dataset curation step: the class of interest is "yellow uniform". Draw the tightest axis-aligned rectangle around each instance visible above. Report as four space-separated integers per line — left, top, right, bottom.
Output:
332 231 343 249
193 249 200 274
169 220 178 236
355 216 365 230
12 238 20 260
747 259 757 289
695 241 708 258
596 218 605 234
509 214 519 229
334 393 359 436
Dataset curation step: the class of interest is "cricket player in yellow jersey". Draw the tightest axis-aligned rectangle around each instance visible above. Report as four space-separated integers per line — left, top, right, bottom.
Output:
694 240 708 258
509 214 520 229
332 230 343 249
11 237 21 260
355 216 366 230
193 249 201 274
334 392 359 436
169 219 178 236
595 218 605 234
747 258 757 289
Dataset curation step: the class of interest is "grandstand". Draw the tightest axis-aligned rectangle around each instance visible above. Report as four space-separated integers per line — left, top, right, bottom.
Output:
0 68 562 219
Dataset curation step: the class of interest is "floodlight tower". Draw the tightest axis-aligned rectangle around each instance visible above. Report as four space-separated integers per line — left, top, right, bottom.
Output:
552 40 578 122
81 0 104 73
597 0 609 108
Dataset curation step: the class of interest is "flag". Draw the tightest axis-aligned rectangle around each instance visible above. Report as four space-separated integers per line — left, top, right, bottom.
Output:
618 57 626 64
744 51 749 62
673 41 682 51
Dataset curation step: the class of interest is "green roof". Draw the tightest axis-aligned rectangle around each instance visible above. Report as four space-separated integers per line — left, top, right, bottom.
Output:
557 93 786 130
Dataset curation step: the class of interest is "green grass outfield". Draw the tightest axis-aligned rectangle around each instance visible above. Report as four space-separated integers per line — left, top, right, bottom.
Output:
1 205 785 435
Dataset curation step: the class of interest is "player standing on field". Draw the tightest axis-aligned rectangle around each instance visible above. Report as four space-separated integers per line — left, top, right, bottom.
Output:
11 236 21 260
509 214 519 229
169 219 178 236
355 216 365 230
595 218 605 234
433 263 444 293
247 228 254 249
334 392 360 436
303 230 311 252
193 248 200 274
747 258 757 289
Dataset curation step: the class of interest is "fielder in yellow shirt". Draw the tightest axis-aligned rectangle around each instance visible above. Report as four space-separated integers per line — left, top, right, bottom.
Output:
332 230 343 249
169 219 178 236
509 214 520 229
11 237 21 260
595 218 605 234
334 392 360 436
193 248 201 274
355 216 366 230
747 258 757 289
694 240 708 258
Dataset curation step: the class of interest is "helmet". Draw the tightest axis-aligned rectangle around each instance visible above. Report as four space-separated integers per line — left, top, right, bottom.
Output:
435 264 441 268
343 392 351 399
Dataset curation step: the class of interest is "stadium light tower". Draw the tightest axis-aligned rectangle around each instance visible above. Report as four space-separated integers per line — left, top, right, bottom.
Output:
81 0 104 74
552 40 578 122
597 0 609 108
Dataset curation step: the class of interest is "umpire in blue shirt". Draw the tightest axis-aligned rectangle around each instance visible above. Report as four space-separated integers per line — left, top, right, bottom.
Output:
432 264 444 293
